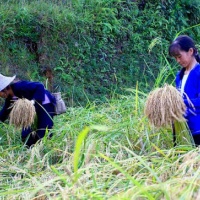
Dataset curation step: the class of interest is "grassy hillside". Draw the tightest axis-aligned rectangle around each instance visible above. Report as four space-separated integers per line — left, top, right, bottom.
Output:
0 0 200 105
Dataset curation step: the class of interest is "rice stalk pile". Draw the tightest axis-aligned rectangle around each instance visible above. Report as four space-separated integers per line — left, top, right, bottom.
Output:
9 98 36 129
144 84 186 128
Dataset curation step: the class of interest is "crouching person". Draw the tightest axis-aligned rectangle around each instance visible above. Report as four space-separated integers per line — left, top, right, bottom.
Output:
0 74 56 147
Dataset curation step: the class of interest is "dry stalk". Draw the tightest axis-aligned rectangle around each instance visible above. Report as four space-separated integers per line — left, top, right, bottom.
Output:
9 98 36 129
144 84 186 128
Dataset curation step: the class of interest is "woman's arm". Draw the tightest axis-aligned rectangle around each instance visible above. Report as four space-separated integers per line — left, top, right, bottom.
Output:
0 99 12 122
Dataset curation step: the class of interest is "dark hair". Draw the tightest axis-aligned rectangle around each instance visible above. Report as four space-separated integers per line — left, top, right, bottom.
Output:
169 35 200 63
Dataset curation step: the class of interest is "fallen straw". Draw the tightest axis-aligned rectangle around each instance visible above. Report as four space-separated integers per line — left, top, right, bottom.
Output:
9 98 36 129
144 84 186 128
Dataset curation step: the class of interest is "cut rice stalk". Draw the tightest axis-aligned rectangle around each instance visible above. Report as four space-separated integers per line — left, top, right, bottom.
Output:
144 84 186 128
9 98 36 129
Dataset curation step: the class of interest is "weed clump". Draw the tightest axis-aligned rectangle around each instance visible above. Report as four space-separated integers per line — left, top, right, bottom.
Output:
9 98 36 129
144 84 186 128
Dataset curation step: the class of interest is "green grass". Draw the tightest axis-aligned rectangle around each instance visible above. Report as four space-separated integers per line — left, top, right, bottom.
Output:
0 85 198 200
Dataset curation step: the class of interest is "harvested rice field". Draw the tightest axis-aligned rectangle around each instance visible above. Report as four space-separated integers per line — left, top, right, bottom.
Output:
0 88 199 200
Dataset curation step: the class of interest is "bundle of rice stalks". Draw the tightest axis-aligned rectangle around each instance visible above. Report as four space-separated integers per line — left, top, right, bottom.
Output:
9 98 36 129
174 121 194 146
144 84 186 128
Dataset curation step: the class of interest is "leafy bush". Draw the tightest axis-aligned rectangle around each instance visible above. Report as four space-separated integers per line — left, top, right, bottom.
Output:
0 0 199 106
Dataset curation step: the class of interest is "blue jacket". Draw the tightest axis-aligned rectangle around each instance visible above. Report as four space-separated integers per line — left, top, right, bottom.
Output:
0 81 56 122
175 63 200 135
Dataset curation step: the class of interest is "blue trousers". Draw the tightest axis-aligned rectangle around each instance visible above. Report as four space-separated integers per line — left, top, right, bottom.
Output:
21 103 55 147
193 134 200 146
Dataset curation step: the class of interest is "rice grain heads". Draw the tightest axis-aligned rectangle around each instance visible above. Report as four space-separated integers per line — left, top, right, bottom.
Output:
9 98 36 129
144 84 186 128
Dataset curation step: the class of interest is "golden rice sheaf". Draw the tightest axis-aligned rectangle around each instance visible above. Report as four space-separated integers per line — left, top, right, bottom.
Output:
9 98 36 129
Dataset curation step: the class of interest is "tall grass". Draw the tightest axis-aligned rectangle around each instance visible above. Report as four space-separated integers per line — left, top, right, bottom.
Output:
0 74 197 199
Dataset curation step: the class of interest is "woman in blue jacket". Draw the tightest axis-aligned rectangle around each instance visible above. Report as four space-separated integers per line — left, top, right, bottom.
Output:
0 74 56 147
169 35 200 146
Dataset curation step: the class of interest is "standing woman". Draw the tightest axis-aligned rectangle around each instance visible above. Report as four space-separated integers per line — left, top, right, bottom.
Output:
169 35 200 146
0 74 56 147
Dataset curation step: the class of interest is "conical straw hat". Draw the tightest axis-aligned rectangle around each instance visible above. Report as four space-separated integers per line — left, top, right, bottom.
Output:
0 74 16 91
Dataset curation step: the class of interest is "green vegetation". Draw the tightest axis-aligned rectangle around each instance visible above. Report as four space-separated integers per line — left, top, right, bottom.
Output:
0 0 200 105
1 0 200 199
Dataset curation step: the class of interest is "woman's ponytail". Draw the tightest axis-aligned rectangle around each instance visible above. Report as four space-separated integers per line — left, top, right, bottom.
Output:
195 52 200 63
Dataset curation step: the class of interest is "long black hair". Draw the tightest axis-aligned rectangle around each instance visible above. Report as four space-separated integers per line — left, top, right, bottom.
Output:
169 35 200 63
